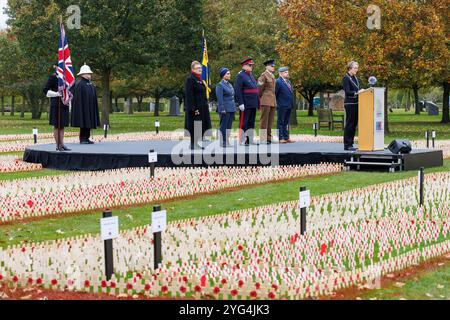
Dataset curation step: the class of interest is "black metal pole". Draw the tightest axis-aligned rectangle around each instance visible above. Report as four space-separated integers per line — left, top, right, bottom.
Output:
300 186 307 235
103 210 114 281
419 167 424 207
426 130 429 148
149 149 155 179
104 124 108 138
33 127 37 144
155 120 159 134
153 205 162 270
313 123 318 137
432 130 436 148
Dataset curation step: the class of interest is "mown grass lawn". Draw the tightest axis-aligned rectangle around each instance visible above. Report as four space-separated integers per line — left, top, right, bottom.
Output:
1 110 448 141
361 261 450 300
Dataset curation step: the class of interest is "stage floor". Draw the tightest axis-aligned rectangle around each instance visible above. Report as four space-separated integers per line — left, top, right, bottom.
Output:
23 140 444 171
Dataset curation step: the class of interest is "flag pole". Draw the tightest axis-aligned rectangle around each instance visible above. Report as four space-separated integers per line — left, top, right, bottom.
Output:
57 18 62 150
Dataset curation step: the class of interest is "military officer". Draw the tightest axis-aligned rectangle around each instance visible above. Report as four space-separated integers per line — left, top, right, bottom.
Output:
70 64 100 144
235 57 259 145
258 59 277 144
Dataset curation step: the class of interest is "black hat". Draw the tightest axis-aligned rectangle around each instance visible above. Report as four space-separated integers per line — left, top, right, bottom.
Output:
263 59 275 66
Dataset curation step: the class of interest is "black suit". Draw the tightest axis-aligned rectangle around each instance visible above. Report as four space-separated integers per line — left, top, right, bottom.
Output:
343 73 360 148
184 74 212 145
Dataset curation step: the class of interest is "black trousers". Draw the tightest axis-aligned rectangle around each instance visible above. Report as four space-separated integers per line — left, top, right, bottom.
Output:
240 108 257 143
344 104 358 147
79 128 91 142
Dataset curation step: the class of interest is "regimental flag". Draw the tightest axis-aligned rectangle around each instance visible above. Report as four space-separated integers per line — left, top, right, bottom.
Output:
201 30 211 99
57 22 75 106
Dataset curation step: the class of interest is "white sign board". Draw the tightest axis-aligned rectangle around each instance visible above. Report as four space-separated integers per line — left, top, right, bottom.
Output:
299 190 310 209
148 151 158 163
152 210 167 233
155 121 160 128
100 216 119 241
33 128 38 135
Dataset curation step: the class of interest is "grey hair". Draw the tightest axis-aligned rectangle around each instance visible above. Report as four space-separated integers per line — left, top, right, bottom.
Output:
347 61 359 71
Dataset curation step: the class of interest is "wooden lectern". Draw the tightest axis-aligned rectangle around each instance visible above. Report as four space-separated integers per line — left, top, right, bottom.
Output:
358 87 386 151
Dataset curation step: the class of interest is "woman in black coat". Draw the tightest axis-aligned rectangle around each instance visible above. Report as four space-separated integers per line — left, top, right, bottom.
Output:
343 61 361 151
43 64 70 151
184 61 212 149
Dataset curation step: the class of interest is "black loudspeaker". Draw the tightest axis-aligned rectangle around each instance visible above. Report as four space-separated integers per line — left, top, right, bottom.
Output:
388 140 412 154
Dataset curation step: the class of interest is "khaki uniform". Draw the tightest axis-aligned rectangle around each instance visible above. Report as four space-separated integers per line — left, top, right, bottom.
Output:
258 70 277 142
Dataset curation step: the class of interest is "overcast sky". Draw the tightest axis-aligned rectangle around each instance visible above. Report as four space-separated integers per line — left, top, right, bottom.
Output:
0 0 7 30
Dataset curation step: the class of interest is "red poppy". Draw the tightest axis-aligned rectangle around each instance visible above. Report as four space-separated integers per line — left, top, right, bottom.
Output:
12 275 18 283
238 280 244 288
51 279 57 286
179 286 187 293
255 282 261 290
230 289 238 296
27 278 33 284
320 243 327 256
213 287 220 294
194 285 202 293
161 285 168 293
200 275 207 287
250 291 257 298
238 245 244 251
268 292 276 299
126 283 133 290
26 200 34 208
183 276 188 283
271 284 278 290
221 279 227 285
101 281 107 288
110 281 116 288
36 278 42 285
84 280 90 288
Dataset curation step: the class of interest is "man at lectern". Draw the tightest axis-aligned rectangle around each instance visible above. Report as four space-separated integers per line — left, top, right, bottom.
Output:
342 61 361 151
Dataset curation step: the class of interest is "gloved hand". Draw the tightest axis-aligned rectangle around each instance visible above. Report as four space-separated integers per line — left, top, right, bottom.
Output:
239 104 245 112
46 90 62 98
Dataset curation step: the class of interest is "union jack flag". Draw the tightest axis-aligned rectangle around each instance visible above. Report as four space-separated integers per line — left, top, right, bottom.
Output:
57 22 75 106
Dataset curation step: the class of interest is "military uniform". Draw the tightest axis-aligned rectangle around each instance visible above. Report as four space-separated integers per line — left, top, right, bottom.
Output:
43 73 70 128
235 67 259 144
258 68 277 142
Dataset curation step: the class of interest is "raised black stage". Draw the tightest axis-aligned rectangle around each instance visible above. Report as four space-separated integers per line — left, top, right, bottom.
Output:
23 140 443 171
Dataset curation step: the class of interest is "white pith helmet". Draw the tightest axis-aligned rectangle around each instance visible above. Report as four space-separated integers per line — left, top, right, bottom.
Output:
77 63 93 76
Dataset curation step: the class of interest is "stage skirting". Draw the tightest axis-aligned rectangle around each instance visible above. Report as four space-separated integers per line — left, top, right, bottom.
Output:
23 140 443 171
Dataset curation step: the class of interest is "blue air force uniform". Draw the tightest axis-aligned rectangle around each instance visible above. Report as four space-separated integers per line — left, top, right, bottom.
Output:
235 69 259 144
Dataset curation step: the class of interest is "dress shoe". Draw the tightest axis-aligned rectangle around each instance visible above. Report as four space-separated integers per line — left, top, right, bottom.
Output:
286 139 294 143
80 141 90 145
87 139 95 144
61 145 71 151
56 145 62 151
279 140 288 144
344 146 357 151
190 144 204 150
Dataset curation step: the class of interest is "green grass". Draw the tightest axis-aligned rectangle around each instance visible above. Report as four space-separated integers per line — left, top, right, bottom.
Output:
0 169 69 181
0 110 448 141
0 160 448 248
361 261 450 300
